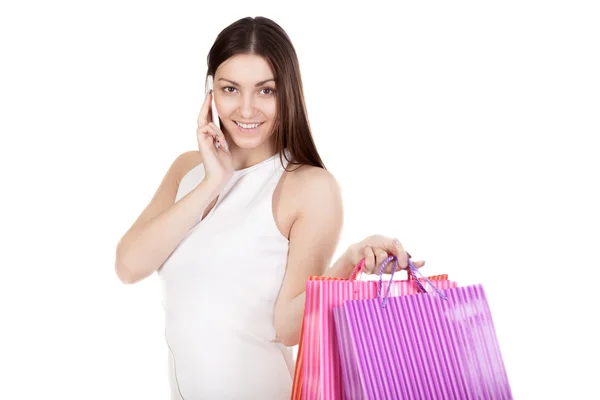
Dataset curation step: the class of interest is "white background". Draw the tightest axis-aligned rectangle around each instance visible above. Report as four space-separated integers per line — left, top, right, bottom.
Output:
1 1 598 399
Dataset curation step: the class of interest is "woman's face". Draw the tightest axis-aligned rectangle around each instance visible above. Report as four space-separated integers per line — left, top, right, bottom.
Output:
213 54 278 151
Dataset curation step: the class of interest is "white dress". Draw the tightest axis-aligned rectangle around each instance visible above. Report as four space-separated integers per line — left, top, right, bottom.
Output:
157 151 294 399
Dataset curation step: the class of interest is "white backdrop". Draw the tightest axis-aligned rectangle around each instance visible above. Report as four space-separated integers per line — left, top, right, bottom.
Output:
1 1 598 399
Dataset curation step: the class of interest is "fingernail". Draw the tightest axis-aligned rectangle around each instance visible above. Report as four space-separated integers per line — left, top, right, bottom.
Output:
393 238 400 244
221 138 229 152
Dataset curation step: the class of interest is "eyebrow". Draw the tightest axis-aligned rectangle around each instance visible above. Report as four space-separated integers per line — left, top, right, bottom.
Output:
218 78 275 87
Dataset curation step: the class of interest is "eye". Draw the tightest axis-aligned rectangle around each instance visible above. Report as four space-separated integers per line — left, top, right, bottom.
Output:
223 86 237 94
260 87 276 95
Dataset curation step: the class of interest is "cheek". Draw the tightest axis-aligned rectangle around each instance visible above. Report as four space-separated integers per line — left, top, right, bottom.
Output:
265 101 277 121
214 96 277 122
215 97 236 115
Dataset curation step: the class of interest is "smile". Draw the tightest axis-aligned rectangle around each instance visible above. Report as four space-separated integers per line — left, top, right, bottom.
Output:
235 121 264 130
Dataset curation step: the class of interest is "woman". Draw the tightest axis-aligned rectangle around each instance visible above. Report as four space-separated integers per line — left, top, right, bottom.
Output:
115 16 424 399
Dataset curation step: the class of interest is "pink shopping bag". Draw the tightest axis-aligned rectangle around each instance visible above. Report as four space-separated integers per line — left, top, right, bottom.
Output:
292 263 449 400
336 259 513 399
301 256 457 399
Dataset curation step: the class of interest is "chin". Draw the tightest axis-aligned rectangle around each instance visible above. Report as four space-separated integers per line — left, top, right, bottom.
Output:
229 137 264 149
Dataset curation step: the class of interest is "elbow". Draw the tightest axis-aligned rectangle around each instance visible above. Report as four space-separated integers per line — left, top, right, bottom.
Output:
115 239 151 285
274 324 300 347
115 240 133 284
280 335 299 347
115 254 155 285
115 259 136 284
115 246 140 285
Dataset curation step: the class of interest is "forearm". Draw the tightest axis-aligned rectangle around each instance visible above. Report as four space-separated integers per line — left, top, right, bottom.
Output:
115 180 219 283
275 250 354 346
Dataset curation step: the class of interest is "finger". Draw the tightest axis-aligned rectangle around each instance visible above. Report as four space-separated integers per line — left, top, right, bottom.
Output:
206 122 224 145
197 90 213 128
362 235 403 260
358 235 409 269
384 255 403 274
411 260 426 269
391 238 409 269
207 123 229 153
197 126 220 150
197 125 218 141
363 246 375 274
374 248 389 274
208 122 222 137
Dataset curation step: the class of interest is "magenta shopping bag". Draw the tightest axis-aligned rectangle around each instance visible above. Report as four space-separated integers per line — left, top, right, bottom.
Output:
302 257 457 400
336 259 513 399
333 304 364 399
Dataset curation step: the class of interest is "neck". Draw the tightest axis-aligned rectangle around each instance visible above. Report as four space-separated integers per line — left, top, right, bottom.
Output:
229 142 278 171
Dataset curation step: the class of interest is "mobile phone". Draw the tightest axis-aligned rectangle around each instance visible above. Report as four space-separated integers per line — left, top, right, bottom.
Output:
205 75 221 130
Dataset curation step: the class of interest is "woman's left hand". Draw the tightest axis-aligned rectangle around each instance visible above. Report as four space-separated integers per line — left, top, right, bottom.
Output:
343 235 425 275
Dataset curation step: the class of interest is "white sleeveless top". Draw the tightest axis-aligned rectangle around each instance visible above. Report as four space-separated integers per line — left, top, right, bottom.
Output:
157 150 294 400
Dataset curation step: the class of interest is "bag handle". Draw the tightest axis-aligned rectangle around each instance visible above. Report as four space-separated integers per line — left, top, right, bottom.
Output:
350 251 419 279
349 254 450 301
350 255 448 281
349 258 366 280
349 255 409 295
377 255 401 301
375 255 448 307
407 257 449 304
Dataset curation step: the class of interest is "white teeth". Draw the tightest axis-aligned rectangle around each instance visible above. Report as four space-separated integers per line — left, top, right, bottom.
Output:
236 121 261 129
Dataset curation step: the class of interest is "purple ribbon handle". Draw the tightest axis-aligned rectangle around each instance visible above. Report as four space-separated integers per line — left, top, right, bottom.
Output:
377 255 447 308
377 255 400 307
406 257 448 301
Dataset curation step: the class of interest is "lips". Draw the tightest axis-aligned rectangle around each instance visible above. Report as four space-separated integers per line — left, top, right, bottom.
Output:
235 121 264 128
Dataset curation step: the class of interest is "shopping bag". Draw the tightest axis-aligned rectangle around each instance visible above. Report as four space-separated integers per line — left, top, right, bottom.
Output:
293 256 455 400
337 258 513 399
291 275 344 400
291 264 365 400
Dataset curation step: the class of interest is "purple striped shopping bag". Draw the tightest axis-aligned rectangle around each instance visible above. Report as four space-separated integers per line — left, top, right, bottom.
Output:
335 259 513 399
301 256 456 400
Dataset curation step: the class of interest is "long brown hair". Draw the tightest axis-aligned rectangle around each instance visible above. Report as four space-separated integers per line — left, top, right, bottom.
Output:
206 16 325 170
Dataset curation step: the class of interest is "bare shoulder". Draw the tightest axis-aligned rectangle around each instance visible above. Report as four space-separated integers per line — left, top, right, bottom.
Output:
172 150 202 184
285 165 342 213
142 150 202 214
118 150 203 239
288 164 339 191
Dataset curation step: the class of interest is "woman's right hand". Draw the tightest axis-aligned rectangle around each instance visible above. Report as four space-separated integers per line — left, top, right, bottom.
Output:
196 90 234 193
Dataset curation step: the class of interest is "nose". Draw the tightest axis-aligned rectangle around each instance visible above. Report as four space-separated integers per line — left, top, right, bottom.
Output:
239 93 258 120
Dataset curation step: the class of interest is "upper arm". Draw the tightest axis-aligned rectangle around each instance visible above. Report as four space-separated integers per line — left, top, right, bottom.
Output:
118 150 201 242
274 167 344 310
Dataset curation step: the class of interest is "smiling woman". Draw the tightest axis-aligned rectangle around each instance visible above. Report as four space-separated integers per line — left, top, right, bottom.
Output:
204 17 326 171
114 15 418 400
212 54 279 151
